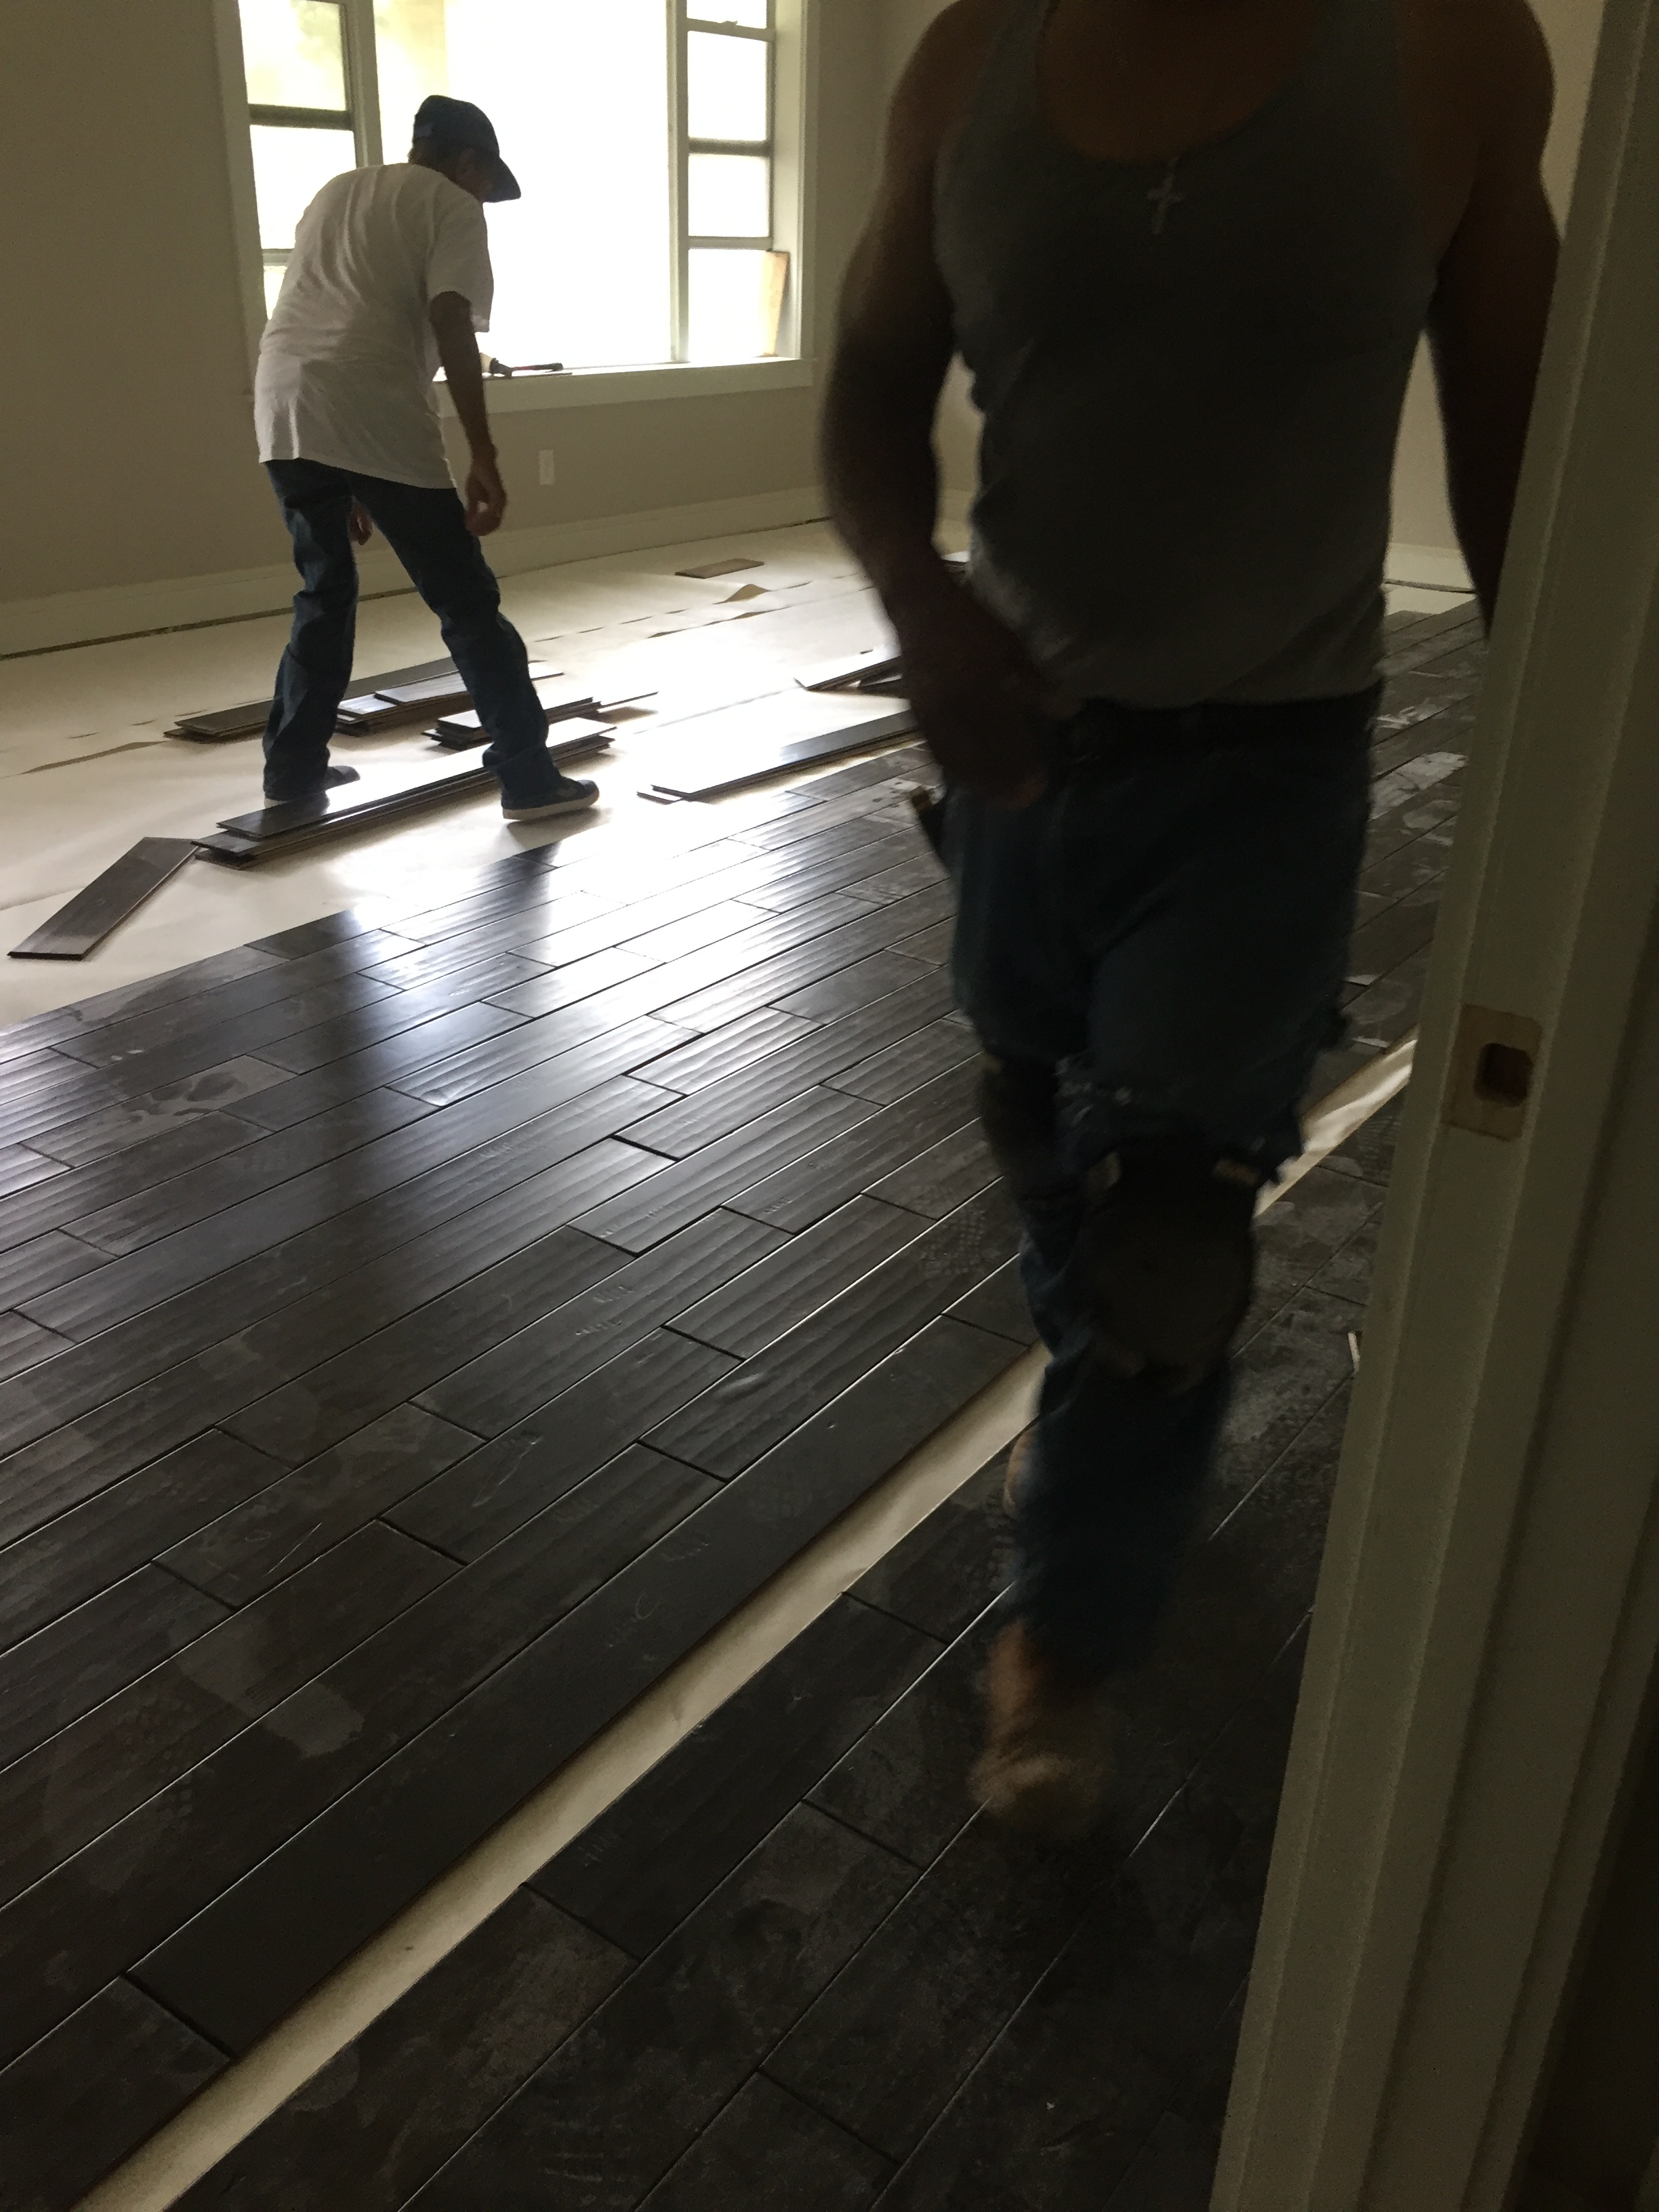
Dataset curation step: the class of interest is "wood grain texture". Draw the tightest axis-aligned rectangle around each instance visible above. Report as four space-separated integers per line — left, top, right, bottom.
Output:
9 839 196 962
0 655 1478 2200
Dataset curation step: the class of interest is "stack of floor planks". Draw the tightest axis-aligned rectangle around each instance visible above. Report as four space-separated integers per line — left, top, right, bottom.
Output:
337 663 560 734
169 659 464 743
169 657 565 743
196 724 617 865
428 680 656 753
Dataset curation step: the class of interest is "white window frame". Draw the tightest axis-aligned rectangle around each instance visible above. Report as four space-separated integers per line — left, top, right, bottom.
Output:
675 4 784 362
212 0 813 403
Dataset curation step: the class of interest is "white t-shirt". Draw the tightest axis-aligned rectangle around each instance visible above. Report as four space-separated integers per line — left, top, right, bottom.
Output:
255 164 493 488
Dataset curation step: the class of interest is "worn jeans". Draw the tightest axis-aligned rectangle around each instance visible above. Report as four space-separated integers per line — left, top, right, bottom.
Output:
945 687 1377 1679
262 458 559 806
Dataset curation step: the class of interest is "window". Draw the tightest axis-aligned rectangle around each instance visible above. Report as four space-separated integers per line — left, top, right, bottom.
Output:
232 0 793 369
677 4 788 364
241 0 379 316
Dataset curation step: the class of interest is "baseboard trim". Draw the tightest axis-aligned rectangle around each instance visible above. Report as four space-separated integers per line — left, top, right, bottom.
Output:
0 486 830 659
1384 539 1475 592
1 502 1471 659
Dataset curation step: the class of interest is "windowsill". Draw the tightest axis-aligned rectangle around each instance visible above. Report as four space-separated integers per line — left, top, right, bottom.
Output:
441 355 815 416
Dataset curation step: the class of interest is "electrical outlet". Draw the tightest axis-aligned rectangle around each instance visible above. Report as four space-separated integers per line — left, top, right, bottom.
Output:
537 449 557 487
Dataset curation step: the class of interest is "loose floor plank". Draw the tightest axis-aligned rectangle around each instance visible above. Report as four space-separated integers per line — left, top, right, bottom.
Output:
9 839 197 962
168 654 457 741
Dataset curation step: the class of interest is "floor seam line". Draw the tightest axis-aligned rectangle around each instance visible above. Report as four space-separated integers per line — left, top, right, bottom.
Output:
66 1039 1418 2212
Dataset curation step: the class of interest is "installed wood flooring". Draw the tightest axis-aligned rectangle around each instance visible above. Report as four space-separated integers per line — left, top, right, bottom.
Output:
159 1095 1405 2212
0 601 1478 2211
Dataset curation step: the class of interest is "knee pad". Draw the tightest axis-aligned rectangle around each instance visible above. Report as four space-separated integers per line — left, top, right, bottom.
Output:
1073 1137 1261 1391
977 1055 1063 1199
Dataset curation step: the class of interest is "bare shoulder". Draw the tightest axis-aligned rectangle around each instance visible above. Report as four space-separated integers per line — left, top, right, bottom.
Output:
1473 0 1554 150
1400 0 1553 144
889 0 1024 159
1395 0 1553 245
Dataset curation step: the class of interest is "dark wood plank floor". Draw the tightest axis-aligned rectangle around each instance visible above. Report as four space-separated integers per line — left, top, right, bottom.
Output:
0 602 1479 2211
159 1095 1403 2212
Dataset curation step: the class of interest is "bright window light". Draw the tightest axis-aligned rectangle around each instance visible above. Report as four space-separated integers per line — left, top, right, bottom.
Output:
250 121 356 247
236 0 789 365
687 29 768 142
376 0 672 368
687 247 773 361
688 152 770 239
241 0 348 109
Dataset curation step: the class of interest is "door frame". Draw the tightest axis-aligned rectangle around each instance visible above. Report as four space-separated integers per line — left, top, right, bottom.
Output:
1214 0 1659 2200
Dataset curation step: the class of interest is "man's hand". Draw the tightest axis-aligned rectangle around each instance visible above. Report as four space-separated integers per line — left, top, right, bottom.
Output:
462 452 508 536
428 291 508 535
893 570 1064 806
348 501 374 548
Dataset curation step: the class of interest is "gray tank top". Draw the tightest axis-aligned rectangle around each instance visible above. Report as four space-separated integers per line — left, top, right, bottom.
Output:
936 0 1437 707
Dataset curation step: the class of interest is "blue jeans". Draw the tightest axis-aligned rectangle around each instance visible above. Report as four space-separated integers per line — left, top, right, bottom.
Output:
946 688 1376 1679
262 459 560 806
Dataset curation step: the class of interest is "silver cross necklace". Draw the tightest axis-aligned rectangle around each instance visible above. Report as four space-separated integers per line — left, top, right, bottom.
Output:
1147 158 1185 234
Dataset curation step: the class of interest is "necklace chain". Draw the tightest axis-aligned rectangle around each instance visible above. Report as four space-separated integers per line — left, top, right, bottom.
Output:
1148 157 1185 235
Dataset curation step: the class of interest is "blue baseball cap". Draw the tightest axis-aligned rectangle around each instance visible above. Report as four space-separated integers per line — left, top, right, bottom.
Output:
411 94 520 202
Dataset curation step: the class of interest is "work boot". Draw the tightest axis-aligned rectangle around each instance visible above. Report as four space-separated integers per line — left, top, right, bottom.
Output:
1002 1427 1037 1519
973 1621 1112 1842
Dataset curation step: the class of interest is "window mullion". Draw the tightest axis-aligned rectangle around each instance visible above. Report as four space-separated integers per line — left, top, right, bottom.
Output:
670 0 691 361
340 0 382 165
687 137 773 156
247 103 354 129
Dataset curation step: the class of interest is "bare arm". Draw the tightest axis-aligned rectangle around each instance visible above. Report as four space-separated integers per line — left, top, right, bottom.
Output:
1428 0 1559 625
429 289 507 535
822 2 1054 803
821 28 962 615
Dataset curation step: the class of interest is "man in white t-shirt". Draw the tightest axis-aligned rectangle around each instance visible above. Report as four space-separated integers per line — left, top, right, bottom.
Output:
253 95 597 822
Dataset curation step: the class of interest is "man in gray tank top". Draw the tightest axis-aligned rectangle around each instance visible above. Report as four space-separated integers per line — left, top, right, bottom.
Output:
824 0 1559 1839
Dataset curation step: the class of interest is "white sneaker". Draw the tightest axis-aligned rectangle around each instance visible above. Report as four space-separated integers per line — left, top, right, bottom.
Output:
501 777 600 822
